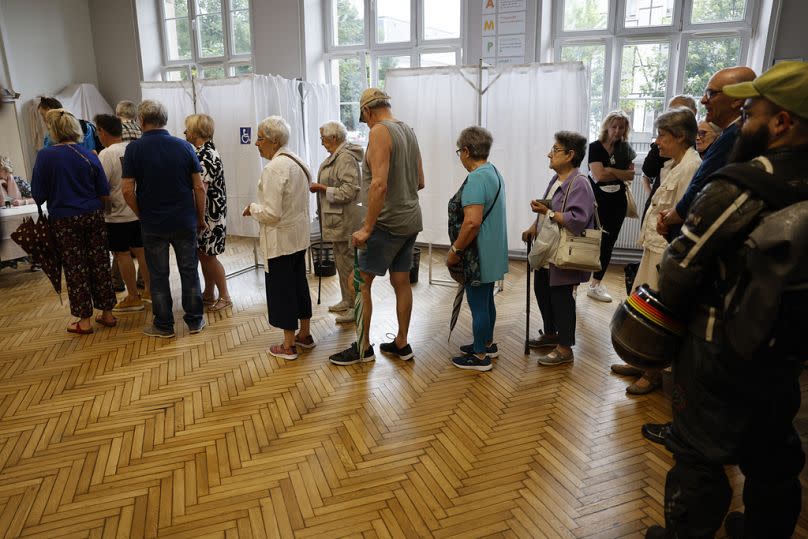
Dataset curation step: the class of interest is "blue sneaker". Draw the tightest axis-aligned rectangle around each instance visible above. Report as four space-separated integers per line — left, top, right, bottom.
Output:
452 354 492 372
459 343 498 358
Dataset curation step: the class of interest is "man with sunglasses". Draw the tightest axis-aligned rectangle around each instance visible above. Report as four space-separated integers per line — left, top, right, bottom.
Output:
645 61 808 539
656 66 756 240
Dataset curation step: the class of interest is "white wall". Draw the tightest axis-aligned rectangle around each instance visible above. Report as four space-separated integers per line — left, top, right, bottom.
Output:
1 0 99 174
773 0 808 61
89 0 142 105
0 2 26 176
253 1 307 79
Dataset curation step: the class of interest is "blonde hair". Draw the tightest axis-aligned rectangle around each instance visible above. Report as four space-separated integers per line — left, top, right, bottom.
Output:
185 113 215 140
599 110 631 143
0 155 12 173
45 109 83 143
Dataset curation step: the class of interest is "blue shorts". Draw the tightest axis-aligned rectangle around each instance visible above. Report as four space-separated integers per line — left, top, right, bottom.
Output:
358 227 417 276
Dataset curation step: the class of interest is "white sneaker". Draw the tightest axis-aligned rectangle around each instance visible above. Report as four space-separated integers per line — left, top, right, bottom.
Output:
328 300 351 312
335 311 355 324
587 283 613 302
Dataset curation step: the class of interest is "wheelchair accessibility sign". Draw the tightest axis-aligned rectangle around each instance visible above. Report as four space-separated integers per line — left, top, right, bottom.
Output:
239 127 251 144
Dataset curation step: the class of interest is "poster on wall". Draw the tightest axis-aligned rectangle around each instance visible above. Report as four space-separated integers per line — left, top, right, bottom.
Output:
481 0 528 66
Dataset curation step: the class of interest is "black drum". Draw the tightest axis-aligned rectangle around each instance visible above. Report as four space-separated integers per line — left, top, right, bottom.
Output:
610 284 685 370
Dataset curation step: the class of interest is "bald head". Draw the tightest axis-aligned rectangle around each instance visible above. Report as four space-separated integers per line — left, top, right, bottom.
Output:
713 66 757 87
702 66 757 128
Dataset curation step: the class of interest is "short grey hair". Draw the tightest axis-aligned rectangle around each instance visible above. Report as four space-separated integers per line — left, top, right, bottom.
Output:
456 126 493 160
655 107 698 147
320 121 347 142
115 100 137 119
258 116 290 146
0 155 13 173
668 94 697 115
138 100 168 127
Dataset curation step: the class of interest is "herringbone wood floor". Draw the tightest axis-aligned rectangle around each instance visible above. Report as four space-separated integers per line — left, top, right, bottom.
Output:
0 236 805 538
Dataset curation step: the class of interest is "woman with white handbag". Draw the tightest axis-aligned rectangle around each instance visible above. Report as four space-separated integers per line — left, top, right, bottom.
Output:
522 131 596 366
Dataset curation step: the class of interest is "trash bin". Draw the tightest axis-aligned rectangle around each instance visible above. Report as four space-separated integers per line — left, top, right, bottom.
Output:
409 247 421 283
311 242 336 277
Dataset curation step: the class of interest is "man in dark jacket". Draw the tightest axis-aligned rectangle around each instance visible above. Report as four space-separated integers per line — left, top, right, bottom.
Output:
645 61 808 539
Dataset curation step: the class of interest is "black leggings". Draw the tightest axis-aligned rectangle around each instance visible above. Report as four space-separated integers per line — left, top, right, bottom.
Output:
534 269 576 347
591 180 627 281
265 249 312 330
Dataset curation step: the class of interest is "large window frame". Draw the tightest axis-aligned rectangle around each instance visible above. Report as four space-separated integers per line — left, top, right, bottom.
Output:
324 0 464 142
554 0 755 146
158 0 254 81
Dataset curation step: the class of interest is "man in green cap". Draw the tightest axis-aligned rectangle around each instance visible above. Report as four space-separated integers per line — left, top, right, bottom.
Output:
645 61 808 538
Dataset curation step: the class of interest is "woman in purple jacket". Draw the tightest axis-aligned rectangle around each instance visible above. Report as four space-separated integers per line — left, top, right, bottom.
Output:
522 131 596 365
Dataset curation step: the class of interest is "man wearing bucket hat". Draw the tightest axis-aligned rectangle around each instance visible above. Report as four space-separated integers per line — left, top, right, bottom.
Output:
329 88 425 366
644 61 808 538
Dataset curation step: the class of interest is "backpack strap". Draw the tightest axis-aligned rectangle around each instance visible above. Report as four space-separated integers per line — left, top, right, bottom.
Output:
710 160 808 210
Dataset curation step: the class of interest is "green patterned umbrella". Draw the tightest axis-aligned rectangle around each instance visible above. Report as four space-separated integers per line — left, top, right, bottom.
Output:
354 248 366 359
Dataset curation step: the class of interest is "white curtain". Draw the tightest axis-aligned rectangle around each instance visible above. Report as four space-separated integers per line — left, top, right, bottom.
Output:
486 62 589 252
138 75 339 238
383 62 588 251
384 66 479 244
56 83 114 122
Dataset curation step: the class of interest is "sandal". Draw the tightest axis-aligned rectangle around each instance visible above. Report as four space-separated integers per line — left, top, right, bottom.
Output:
207 298 233 312
67 321 93 335
202 295 217 306
95 316 118 328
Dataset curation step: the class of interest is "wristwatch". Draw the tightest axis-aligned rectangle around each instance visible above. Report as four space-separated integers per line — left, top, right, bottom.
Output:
547 210 556 221
450 244 463 254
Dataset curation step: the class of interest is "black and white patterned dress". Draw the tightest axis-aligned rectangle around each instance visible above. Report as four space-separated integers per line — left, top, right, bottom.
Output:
197 140 227 255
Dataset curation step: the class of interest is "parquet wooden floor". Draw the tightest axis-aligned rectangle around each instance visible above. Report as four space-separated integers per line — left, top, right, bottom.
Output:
0 236 805 538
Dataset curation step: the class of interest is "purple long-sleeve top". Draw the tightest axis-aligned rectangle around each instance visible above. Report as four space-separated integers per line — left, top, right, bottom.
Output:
542 169 597 286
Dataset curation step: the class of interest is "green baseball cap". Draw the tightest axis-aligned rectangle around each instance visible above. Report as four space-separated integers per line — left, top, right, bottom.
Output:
723 61 808 119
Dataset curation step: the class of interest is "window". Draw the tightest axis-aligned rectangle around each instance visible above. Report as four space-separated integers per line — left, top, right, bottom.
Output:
555 0 753 146
160 0 253 81
325 0 463 143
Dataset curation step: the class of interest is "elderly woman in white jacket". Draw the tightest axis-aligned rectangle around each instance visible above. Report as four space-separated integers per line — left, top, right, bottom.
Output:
310 121 364 324
243 116 314 361
611 107 701 394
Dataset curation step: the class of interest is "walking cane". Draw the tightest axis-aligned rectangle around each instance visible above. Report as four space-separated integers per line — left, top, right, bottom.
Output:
316 192 323 305
524 239 532 354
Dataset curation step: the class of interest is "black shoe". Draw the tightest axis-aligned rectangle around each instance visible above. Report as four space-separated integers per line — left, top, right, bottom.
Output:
329 342 375 366
724 511 744 539
642 422 671 445
645 525 667 539
528 330 559 349
379 340 414 360
459 343 499 358
452 353 492 371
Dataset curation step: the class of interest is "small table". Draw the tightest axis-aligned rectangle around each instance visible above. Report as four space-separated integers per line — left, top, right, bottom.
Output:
0 204 44 262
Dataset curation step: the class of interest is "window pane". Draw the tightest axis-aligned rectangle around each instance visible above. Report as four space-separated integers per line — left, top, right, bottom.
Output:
334 0 364 46
563 0 609 31
619 42 670 149
198 14 225 57
165 68 190 81
331 57 367 143
231 64 253 76
196 0 221 15
624 0 674 28
420 52 455 67
684 36 741 113
691 0 747 24
231 9 252 55
561 44 605 141
377 55 410 88
231 0 248 9
201 65 226 79
163 0 188 18
165 18 193 61
375 0 410 44
424 0 460 40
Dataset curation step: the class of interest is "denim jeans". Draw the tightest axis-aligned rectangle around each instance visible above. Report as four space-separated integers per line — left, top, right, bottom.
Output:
142 227 203 330
465 282 496 354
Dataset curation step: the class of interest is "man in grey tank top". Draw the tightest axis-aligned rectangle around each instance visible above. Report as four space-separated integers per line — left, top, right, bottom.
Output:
329 88 425 366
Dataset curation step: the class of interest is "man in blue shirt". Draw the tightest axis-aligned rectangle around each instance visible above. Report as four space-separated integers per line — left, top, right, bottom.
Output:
122 100 207 338
657 66 756 239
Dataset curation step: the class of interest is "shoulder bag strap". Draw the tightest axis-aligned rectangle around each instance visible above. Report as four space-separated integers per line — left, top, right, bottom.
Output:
560 173 602 231
64 143 97 178
483 166 503 223
278 151 312 184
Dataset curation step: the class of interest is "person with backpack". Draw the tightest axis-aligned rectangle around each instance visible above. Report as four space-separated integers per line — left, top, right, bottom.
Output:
37 97 100 153
644 61 808 539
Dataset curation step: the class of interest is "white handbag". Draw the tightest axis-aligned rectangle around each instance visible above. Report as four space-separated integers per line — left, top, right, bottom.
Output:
527 214 560 270
552 177 603 273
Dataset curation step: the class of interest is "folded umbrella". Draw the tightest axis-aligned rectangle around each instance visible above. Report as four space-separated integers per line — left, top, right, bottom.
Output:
353 248 366 359
11 206 62 301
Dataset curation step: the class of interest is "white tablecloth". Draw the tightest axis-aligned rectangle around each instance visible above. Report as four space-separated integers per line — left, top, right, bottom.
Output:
0 204 44 261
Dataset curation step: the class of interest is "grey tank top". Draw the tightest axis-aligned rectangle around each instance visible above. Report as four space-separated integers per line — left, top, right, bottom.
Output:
362 119 423 237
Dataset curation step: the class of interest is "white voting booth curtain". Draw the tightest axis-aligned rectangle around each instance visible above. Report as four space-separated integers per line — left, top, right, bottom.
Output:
384 62 588 251
139 75 339 238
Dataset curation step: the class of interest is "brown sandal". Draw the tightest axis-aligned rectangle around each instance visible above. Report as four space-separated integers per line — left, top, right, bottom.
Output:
207 298 233 312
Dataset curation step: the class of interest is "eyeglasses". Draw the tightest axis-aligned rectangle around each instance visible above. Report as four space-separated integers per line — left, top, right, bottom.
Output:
455 148 465 156
551 146 569 154
696 130 708 139
703 88 723 100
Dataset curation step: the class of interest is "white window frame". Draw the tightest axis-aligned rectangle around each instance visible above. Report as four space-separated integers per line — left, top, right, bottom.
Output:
554 0 756 144
157 0 253 80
